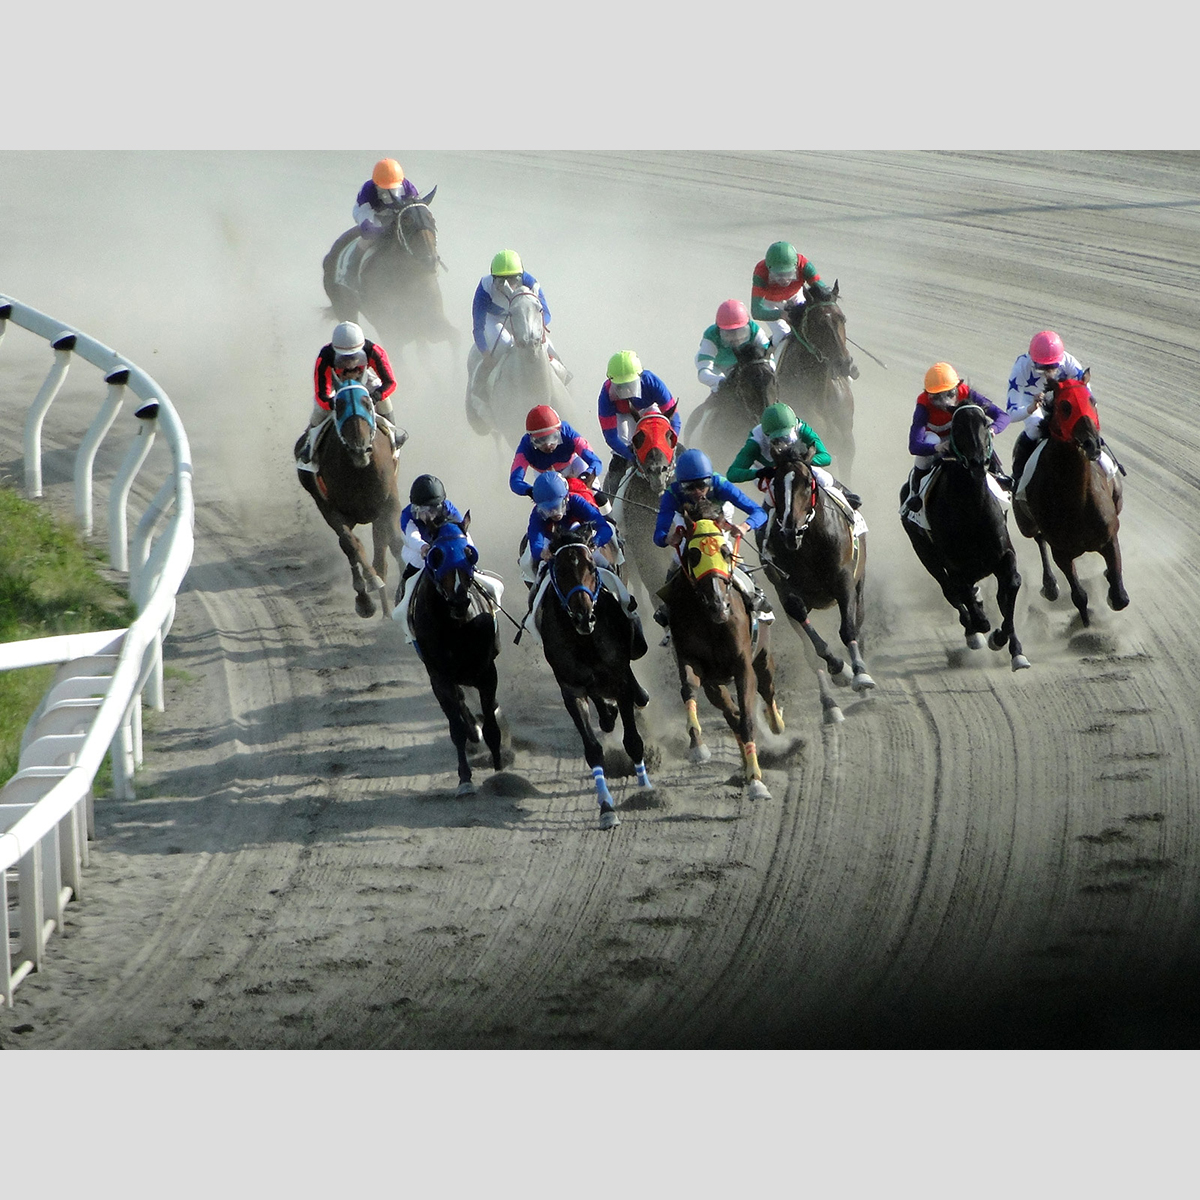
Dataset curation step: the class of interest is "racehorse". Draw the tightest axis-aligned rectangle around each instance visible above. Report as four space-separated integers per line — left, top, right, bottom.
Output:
470 285 575 450
683 339 779 471
610 410 678 602
536 526 653 829
762 443 874 725
407 518 507 796
1013 372 1128 626
322 188 458 355
294 381 404 619
776 281 857 481
660 502 786 799
900 404 1031 670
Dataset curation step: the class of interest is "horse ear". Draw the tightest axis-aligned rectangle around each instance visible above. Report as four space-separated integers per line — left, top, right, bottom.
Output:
832 279 840 300
1081 367 1091 383
666 428 678 448
461 510 471 532
421 186 437 205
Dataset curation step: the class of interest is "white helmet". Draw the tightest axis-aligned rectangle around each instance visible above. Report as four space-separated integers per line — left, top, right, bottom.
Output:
332 321 365 354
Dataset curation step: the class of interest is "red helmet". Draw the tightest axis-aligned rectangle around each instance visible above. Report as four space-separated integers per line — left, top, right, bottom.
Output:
1029 330 1065 367
716 299 749 329
525 405 561 436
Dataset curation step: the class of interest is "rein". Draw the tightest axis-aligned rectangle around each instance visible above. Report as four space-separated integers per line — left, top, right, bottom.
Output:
395 202 436 261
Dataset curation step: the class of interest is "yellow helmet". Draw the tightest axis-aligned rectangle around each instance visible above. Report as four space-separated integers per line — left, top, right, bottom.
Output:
372 159 405 188
606 350 642 384
490 249 523 277
924 362 960 394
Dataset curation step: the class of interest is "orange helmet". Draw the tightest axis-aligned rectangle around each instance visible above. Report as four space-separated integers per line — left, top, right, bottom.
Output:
924 362 960 394
372 159 405 188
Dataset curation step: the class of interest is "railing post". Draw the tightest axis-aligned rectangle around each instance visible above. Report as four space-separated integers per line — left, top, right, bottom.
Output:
108 402 159 572
0 301 11 349
129 476 175 600
23 333 77 498
75 367 130 538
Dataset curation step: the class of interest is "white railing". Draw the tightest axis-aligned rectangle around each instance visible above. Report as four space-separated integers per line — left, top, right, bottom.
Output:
0 295 195 1006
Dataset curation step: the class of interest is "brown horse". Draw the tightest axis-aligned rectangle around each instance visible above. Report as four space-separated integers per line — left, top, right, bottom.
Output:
322 188 458 356
295 382 405 619
776 281 857 481
660 502 785 800
762 444 874 725
1014 372 1128 626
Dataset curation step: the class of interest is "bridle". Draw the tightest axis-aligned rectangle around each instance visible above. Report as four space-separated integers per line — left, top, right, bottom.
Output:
550 538 600 632
772 462 818 549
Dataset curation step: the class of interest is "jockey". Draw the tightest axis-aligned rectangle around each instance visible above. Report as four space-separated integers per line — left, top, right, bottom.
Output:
904 362 1012 513
652 449 773 628
353 159 420 239
726 402 861 511
598 350 682 496
1007 329 1093 489
466 249 571 410
298 321 402 466
509 404 604 505
752 242 860 378
696 299 773 396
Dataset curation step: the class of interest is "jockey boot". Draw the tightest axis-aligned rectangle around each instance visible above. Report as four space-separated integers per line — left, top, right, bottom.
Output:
904 465 931 513
988 449 1014 492
848 359 861 380
833 477 862 509
547 345 573 387
603 454 630 498
1010 432 1038 490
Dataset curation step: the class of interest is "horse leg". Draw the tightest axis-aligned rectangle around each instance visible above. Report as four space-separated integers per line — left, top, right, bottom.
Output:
1051 547 1091 626
616 687 652 790
429 674 476 794
371 517 393 619
837 579 875 692
560 685 619 827
319 507 378 618
728 661 771 801
781 590 848 681
988 552 1031 670
678 661 710 764
752 646 786 736
1035 533 1060 601
1102 536 1130 611
476 660 505 773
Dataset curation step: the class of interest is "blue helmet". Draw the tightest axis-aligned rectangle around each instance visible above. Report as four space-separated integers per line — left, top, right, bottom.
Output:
675 449 713 484
532 471 569 506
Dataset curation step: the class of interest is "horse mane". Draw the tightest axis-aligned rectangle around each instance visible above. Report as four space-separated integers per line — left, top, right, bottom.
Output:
733 339 772 367
680 497 723 527
549 524 594 550
772 442 814 473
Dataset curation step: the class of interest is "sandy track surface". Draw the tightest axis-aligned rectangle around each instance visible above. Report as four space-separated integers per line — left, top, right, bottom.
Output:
2 151 1199 1048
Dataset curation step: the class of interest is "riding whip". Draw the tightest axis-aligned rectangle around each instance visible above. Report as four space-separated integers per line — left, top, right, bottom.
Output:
846 337 888 369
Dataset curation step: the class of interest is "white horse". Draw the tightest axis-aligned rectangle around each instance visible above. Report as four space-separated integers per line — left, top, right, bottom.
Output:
480 287 576 449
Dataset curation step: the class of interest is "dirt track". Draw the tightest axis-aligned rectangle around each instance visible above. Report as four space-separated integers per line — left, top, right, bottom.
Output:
2 151 1199 1048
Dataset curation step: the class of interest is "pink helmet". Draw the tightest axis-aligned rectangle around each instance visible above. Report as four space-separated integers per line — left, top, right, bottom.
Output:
716 299 749 329
1029 330 1065 367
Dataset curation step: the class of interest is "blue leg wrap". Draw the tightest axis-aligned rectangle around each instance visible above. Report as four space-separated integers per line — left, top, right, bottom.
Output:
635 761 652 788
592 765 614 807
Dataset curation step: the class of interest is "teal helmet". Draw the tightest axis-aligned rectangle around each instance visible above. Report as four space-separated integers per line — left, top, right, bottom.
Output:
761 403 798 439
765 241 799 273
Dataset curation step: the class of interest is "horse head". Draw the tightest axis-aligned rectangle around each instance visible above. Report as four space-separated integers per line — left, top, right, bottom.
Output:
629 410 678 496
393 189 440 272
680 501 736 624
424 515 478 619
946 404 993 474
723 339 778 423
792 280 854 377
549 526 600 635
333 381 378 467
1046 375 1102 460
504 285 547 351
770 443 818 552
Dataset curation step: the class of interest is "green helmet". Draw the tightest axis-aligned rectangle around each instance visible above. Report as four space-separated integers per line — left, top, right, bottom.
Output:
490 248 523 277
606 350 642 384
761 403 799 438
765 241 798 273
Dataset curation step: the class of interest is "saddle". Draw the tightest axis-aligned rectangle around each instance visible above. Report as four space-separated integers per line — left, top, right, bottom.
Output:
334 234 380 289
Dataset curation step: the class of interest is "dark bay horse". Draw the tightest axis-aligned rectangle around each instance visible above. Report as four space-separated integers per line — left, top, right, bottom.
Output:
295 381 404 619
408 517 506 795
900 405 1031 670
1014 373 1128 627
537 527 654 830
661 503 785 799
762 444 874 725
776 281 857 481
683 339 778 471
322 188 458 355
611 410 678 603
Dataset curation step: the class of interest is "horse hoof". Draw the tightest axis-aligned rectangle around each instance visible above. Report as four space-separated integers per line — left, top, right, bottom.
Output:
746 779 772 801
823 705 845 725
355 594 376 618
1108 594 1130 611
965 632 986 650
831 663 852 687
851 673 875 692
1041 584 1059 602
688 743 711 765
1011 655 1032 671
986 630 1007 652
455 780 478 797
598 804 620 830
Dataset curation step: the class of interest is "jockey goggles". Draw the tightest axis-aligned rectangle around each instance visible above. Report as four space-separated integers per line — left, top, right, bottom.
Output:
719 326 751 347
769 430 799 452
413 503 442 522
531 432 561 451
537 500 568 519
681 476 712 493
612 379 642 401
930 387 958 403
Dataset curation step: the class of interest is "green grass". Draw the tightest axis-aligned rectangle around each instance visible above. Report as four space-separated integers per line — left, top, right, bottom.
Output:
0 486 136 783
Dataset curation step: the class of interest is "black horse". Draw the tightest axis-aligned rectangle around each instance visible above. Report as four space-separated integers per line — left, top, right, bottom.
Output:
900 405 1031 670
762 443 874 725
776 281 858 481
322 188 458 354
535 526 653 829
407 518 507 795
683 339 778 471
